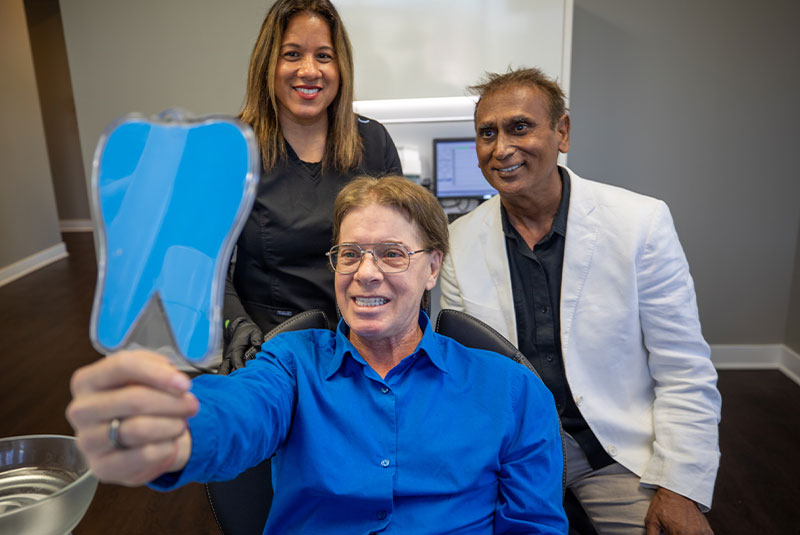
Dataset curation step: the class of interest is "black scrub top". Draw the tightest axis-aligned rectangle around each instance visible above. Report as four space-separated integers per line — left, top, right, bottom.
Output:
225 116 402 332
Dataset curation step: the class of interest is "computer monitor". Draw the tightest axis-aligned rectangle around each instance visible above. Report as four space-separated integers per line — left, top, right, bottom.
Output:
432 138 498 200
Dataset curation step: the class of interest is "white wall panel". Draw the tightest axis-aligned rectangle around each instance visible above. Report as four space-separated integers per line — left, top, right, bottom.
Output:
337 0 569 100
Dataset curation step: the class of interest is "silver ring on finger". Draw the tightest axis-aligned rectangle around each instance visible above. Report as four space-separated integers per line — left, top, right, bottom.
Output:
108 417 128 450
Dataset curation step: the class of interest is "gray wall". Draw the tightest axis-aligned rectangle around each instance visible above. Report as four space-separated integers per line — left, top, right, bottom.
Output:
59 0 270 189
0 0 62 268
786 224 800 353
568 0 800 345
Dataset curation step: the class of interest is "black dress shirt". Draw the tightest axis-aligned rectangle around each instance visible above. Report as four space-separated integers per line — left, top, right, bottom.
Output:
502 168 613 470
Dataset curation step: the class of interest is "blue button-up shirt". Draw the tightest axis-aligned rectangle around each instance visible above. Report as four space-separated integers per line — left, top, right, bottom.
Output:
152 313 566 534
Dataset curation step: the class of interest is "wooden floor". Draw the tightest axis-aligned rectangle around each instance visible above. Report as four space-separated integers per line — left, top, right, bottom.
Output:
0 233 219 534
1 232 798 534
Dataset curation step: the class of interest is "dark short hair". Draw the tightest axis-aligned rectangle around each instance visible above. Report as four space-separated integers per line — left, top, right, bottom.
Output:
470 67 567 128
333 176 449 259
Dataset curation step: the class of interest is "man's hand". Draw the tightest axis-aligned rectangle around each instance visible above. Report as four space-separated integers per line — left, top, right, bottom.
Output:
66 351 198 486
645 487 713 535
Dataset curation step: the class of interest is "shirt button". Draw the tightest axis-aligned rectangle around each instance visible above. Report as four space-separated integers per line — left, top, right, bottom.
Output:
540 305 549 314
381 387 390 394
380 459 390 468
545 354 554 363
377 511 387 520
607 445 618 456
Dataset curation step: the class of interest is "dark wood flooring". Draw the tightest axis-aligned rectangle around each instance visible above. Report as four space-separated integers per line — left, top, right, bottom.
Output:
704 369 800 534
0 233 218 534
1 232 798 534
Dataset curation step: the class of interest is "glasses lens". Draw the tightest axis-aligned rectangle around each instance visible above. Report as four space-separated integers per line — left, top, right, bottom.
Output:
374 243 410 273
332 245 362 272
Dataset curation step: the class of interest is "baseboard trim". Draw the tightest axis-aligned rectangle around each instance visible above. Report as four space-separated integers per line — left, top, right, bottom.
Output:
59 219 93 232
779 346 800 386
711 344 800 386
0 242 69 288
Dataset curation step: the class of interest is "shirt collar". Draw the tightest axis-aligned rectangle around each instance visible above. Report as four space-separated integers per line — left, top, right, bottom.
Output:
324 310 448 380
501 165 571 240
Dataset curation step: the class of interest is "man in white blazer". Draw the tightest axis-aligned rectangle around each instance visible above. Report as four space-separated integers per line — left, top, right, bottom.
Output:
441 68 720 534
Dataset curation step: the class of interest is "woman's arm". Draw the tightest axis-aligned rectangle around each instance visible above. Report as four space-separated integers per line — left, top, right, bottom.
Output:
220 252 264 374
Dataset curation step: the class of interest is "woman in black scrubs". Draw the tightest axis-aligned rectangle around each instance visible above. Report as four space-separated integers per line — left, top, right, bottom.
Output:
221 0 401 372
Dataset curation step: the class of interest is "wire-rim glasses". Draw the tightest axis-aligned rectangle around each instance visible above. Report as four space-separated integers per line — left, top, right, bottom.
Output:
326 242 430 274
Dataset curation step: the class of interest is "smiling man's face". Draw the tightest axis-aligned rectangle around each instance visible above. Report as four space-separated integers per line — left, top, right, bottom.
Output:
474 84 569 198
334 203 440 352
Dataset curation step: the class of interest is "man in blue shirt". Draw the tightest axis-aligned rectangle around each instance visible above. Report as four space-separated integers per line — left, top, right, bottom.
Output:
67 176 567 534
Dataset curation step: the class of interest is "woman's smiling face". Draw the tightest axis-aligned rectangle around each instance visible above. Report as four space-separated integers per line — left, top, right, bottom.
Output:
274 11 340 127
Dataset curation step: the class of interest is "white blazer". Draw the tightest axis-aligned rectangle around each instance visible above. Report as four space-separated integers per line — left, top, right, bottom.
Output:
440 167 721 509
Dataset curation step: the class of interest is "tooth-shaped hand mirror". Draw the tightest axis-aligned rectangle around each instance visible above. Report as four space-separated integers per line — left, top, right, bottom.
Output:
89 109 258 368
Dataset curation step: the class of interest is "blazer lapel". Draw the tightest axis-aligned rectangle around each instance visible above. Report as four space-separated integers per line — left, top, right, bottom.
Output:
560 171 598 357
477 196 518 344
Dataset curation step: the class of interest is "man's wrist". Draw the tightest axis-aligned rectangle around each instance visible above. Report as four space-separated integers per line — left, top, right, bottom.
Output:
655 487 704 511
168 430 192 473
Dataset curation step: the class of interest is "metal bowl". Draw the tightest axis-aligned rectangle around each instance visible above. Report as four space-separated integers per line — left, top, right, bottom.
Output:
0 435 98 535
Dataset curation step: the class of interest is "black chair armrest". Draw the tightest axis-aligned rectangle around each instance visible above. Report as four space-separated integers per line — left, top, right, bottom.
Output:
263 309 330 343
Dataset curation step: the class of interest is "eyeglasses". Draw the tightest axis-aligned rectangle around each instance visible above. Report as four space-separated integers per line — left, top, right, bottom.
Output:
326 242 431 274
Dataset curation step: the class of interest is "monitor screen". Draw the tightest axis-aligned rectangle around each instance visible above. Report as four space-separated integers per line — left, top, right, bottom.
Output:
433 138 497 199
